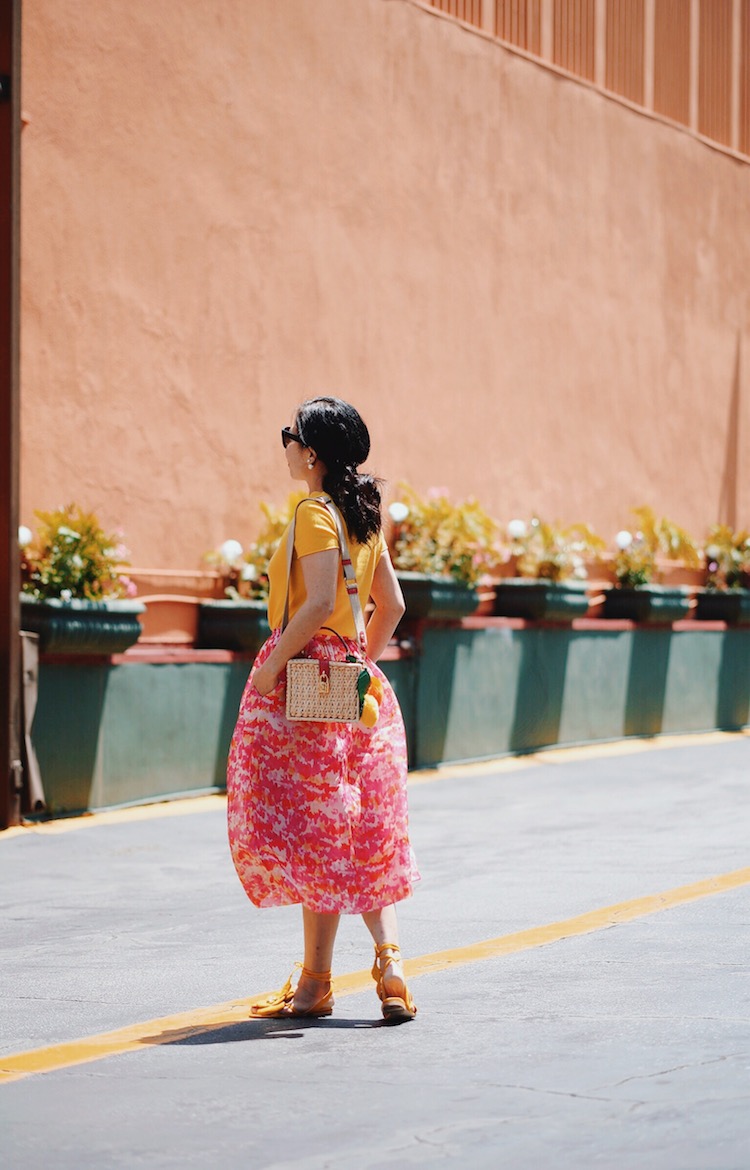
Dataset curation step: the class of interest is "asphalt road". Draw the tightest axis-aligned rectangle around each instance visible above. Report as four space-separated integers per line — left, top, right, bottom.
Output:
1 732 749 1169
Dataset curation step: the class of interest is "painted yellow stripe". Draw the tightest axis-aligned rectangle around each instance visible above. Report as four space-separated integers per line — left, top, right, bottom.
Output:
0 794 229 839
408 729 750 785
2 864 748 1085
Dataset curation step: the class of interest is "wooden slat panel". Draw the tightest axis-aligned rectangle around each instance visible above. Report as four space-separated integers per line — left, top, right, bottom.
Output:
653 0 691 126
606 0 645 103
430 0 483 26
553 0 597 80
698 0 732 145
428 0 747 158
496 0 543 53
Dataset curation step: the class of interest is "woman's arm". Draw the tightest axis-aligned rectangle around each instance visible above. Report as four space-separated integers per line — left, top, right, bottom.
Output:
252 547 339 695
365 552 406 662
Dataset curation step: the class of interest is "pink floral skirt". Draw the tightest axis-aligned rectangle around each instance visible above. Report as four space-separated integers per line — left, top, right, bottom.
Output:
227 630 420 914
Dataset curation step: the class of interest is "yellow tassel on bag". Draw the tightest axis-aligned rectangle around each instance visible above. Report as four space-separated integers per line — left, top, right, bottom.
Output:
359 673 386 727
360 693 380 728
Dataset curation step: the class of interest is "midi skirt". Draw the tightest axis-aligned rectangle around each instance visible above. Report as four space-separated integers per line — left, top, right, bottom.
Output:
227 630 420 915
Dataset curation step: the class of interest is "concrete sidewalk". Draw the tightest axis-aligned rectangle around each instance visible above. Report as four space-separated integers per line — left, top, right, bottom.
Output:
1 733 749 1169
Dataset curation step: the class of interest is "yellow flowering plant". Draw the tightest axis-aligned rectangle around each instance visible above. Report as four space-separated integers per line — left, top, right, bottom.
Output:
613 506 700 587
506 517 605 582
388 483 502 588
19 504 135 602
204 492 308 600
703 524 750 591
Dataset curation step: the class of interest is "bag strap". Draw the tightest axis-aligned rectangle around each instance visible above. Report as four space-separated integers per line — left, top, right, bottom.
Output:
282 495 368 652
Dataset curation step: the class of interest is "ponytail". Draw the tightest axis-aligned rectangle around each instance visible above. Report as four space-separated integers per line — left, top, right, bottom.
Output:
323 467 382 545
295 397 383 544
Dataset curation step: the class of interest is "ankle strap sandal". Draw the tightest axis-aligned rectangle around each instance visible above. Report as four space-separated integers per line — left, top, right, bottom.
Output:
250 963 334 1019
371 943 417 1023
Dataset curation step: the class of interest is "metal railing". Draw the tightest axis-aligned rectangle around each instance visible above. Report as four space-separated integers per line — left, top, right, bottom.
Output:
427 0 750 158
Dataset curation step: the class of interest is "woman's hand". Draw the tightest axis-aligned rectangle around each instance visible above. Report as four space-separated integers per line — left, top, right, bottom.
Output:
252 661 281 696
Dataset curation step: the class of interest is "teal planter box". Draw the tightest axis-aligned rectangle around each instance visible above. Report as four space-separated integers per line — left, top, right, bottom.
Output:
397 572 479 620
197 599 271 653
493 578 590 621
31 656 253 815
412 622 750 767
602 586 692 624
26 622 750 814
20 596 144 655
694 588 750 625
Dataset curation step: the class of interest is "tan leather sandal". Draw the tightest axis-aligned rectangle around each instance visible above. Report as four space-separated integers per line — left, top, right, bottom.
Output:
371 942 417 1023
250 963 334 1019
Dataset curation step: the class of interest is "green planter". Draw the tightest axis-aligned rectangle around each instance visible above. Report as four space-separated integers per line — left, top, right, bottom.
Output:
20 596 145 655
396 572 479 621
694 588 750 625
602 585 692 624
197 599 271 653
493 578 590 621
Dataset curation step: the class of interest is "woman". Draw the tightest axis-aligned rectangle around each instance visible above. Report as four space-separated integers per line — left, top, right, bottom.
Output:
227 396 420 1022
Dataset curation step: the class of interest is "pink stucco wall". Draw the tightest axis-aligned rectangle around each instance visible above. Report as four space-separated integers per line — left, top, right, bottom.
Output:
19 0 750 568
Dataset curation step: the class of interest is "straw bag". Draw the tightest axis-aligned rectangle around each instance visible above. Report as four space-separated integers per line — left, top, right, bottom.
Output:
283 497 369 724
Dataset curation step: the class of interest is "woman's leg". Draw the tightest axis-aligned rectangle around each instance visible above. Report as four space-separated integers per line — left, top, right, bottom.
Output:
362 903 417 1019
361 903 401 951
292 906 340 1011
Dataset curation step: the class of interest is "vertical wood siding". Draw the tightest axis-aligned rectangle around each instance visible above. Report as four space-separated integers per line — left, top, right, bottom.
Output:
606 0 645 104
698 0 732 145
653 0 691 126
495 0 543 53
553 0 597 80
430 0 483 24
427 0 748 157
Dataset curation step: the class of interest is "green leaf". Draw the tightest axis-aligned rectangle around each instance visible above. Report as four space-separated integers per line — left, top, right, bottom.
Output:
357 667 371 714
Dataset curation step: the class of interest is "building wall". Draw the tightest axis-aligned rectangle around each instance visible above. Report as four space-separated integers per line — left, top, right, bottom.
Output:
20 0 750 568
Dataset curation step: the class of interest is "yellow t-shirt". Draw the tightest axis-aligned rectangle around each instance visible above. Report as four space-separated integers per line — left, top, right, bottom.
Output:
266 495 388 639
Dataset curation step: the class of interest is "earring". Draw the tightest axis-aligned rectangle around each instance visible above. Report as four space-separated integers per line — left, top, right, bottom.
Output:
308 458 315 469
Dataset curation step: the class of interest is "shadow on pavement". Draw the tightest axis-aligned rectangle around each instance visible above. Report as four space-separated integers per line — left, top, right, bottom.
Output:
139 1017 388 1047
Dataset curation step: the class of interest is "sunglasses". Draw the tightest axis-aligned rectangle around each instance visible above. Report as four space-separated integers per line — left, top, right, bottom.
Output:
281 427 304 449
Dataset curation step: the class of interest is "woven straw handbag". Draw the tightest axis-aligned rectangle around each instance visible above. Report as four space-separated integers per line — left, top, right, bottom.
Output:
282 497 369 724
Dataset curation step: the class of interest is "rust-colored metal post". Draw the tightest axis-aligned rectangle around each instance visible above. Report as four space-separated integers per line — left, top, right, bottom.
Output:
0 0 22 830
643 0 655 111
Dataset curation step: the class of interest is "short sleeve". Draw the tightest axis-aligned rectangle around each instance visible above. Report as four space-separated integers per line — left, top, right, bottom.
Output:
294 499 340 557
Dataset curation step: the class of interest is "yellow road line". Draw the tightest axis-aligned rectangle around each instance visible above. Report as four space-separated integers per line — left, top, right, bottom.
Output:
0 794 229 839
408 729 750 785
2 864 748 1085
3 730 748 837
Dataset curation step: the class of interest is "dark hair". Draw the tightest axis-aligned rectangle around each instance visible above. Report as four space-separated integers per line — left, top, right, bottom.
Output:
295 396 382 544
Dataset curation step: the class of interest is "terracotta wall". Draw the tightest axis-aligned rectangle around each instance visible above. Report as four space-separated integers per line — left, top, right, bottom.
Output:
19 0 750 568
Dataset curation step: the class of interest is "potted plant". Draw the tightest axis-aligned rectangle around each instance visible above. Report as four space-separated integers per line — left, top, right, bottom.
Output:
493 517 605 621
694 524 750 624
387 484 501 620
603 506 699 623
198 493 307 651
19 504 144 654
